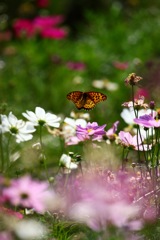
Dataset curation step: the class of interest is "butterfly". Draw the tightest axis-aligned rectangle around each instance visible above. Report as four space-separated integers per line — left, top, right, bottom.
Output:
67 91 107 110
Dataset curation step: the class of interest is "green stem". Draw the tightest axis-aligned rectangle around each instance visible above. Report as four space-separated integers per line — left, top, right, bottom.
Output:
6 134 11 170
0 132 4 172
131 85 138 118
39 126 49 181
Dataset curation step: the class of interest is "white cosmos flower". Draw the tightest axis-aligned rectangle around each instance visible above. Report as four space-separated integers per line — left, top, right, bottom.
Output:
59 154 78 170
1 112 35 143
22 107 61 128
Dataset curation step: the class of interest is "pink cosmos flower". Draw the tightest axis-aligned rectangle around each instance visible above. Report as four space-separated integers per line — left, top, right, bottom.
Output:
40 27 67 39
76 122 106 141
106 121 119 139
66 61 86 71
134 114 160 128
2 176 52 213
66 136 81 145
65 173 142 232
118 131 151 151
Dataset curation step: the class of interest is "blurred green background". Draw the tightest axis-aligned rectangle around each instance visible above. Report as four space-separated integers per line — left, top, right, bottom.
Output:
0 0 160 125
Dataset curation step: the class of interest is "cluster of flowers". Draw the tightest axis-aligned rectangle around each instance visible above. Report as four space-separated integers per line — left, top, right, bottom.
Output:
12 15 67 39
0 73 160 239
0 107 61 143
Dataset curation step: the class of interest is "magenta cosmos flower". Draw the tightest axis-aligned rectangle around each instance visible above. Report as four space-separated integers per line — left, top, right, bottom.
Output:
13 19 34 38
33 15 64 30
2 176 51 212
118 131 151 151
76 122 106 141
40 27 67 39
134 114 160 128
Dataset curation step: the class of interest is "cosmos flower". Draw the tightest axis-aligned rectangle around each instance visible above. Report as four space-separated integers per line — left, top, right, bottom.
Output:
1 112 35 143
13 19 35 38
40 27 67 39
66 173 142 232
2 176 52 212
59 154 79 172
125 73 142 86
22 107 61 128
106 121 119 140
76 122 106 141
134 114 160 128
122 96 148 109
118 131 152 151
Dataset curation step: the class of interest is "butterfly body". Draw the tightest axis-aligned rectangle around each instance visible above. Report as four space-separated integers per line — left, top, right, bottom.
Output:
67 91 107 110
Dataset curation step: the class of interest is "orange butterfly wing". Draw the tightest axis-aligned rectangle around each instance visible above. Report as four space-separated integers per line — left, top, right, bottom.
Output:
67 91 107 110
67 91 84 109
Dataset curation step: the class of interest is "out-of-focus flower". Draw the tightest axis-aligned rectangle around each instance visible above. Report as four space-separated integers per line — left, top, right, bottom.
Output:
70 111 90 121
40 27 67 39
37 0 50 8
2 176 55 213
76 122 106 141
33 15 64 29
113 61 129 70
125 73 142 86
118 131 151 151
72 76 84 84
0 60 5 69
22 107 61 128
66 61 86 71
0 31 12 41
135 88 149 99
1 112 35 143
66 174 142 232
134 114 160 128
59 153 79 172
12 15 67 40
122 96 148 109
13 19 34 38
0 206 23 219
92 79 119 91
13 219 48 240
0 231 13 240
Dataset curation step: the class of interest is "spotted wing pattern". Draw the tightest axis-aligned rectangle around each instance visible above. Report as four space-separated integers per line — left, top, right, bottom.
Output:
67 91 107 110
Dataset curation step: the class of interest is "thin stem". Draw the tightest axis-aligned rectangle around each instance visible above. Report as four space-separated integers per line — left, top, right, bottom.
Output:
39 126 49 181
0 115 4 172
0 132 4 172
131 85 138 118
